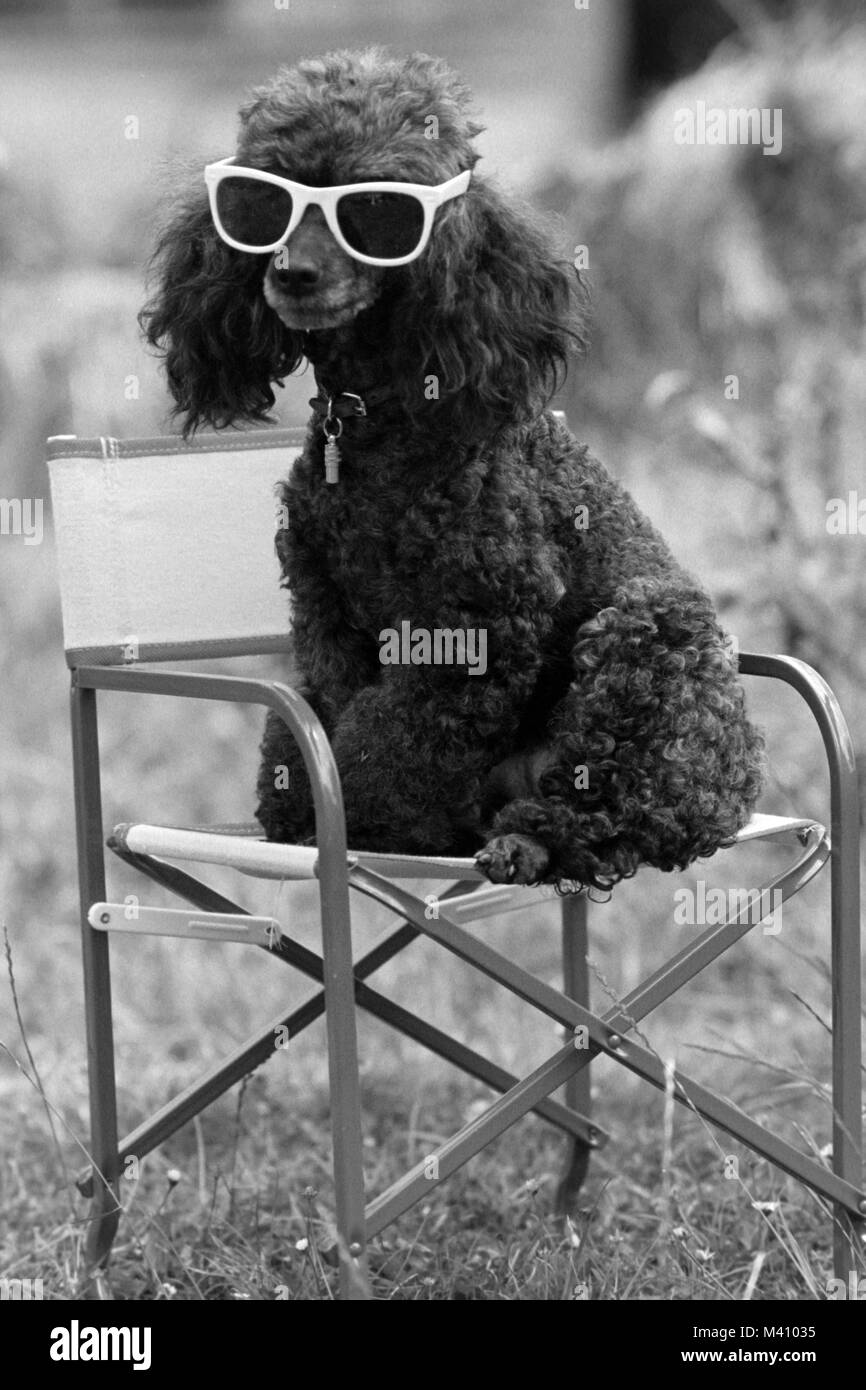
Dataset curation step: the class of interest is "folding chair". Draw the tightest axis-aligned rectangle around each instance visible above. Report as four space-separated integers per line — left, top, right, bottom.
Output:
47 427 864 1300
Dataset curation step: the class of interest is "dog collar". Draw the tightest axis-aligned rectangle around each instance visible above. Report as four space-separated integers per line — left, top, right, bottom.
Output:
308 383 397 484
308 384 396 418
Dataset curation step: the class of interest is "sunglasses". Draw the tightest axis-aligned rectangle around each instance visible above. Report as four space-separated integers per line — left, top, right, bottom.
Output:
204 158 472 267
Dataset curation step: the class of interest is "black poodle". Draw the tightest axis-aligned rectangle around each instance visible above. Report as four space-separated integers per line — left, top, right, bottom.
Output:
141 48 764 891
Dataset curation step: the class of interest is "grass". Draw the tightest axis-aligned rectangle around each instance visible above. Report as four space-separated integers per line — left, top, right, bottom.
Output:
0 1023 852 1301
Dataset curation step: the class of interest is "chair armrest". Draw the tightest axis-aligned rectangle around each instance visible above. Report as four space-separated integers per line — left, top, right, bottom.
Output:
737 651 859 925
71 663 348 871
739 652 857 787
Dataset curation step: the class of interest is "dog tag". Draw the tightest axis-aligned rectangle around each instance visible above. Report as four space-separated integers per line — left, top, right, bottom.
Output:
324 435 341 484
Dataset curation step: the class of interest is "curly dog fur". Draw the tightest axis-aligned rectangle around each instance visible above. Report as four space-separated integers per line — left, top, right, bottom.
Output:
141 48 765 890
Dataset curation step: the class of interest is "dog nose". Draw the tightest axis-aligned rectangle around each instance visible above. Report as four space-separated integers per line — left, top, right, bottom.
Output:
272 256 322 293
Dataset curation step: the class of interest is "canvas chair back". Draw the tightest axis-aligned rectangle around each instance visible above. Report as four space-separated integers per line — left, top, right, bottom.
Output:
47 429 305 666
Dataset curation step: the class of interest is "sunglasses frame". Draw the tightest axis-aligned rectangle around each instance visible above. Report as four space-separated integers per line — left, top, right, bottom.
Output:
204 158 472 267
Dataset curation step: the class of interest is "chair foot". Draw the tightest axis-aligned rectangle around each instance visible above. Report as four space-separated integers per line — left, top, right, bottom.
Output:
80 1180 121 1296
555 1135 592 1215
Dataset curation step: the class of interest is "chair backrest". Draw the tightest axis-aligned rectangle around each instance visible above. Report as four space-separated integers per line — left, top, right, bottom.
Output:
47 428 306 666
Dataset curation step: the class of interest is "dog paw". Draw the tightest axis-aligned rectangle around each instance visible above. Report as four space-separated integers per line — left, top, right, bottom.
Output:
475 834 550 885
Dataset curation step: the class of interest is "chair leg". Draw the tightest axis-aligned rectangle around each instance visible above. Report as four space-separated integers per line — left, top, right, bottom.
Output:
817 673 864 1282
556 892 592 1214
314 816 369 1298
81 926 121 1285
71 685 121 1292
830 812 864 1282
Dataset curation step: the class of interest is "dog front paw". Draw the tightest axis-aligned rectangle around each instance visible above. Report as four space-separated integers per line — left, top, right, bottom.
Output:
475 833 550 885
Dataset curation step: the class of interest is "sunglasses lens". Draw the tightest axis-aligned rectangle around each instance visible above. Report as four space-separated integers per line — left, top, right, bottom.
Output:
336 191 425 260
214 177 293 248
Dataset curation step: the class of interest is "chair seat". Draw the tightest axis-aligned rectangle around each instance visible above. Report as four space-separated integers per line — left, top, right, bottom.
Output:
109 811 822 883
110 819 485 880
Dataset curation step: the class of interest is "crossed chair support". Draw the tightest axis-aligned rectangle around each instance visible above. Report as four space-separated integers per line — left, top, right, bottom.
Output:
70 653 864 1300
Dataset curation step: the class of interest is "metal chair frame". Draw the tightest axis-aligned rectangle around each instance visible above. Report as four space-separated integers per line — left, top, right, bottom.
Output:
68 653 864 1300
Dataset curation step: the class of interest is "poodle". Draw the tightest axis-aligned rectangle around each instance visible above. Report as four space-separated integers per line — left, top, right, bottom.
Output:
140 48 764 891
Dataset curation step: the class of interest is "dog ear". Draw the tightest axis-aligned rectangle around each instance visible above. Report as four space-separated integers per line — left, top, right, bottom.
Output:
392 176 588 442
139 186 304 434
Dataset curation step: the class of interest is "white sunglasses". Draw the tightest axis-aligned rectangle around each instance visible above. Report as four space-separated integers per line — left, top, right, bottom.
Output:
204 158 472 267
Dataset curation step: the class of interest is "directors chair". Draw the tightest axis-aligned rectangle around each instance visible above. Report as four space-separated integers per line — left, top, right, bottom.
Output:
47 427 864 1300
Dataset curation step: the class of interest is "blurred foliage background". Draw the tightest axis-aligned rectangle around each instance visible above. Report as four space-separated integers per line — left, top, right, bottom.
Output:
0 0 863 1296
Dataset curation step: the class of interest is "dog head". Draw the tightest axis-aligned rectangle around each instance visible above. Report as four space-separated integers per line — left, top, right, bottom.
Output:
141 48 586 439
246 49 479 335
